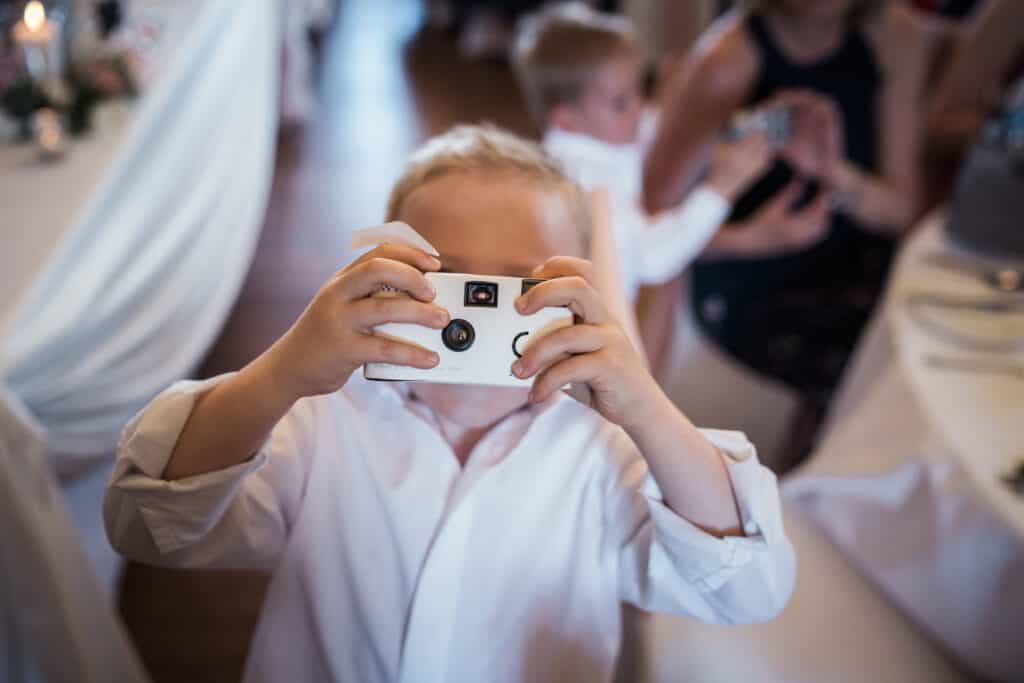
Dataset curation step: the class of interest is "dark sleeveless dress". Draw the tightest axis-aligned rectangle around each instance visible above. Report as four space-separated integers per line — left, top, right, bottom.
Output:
691 13 895 407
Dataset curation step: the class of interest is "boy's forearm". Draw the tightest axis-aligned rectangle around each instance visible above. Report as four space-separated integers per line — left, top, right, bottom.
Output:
622 392 743 538
162 350 300 480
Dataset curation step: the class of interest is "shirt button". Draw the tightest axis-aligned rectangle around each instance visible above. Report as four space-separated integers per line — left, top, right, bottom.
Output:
744 520 760 536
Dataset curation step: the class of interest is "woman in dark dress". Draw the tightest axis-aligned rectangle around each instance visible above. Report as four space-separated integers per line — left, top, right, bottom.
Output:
641 0 940 455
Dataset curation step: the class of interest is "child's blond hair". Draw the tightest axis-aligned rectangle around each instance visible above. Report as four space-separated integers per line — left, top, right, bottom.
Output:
511 2 638 128
386 124 591 254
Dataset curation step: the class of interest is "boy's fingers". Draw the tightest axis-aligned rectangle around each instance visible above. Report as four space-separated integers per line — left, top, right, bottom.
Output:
516 275 607 324
511 324 608 379
347 243 442 274
530 256 595 284
350 297 450 331
355 334 440 369
530 354 600 403
341 258 437 302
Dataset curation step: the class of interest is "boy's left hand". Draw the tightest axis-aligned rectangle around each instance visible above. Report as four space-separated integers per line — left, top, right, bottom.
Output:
512 257 663 430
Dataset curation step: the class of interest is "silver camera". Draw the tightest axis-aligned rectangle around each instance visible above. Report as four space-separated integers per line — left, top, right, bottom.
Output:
724 107 792 147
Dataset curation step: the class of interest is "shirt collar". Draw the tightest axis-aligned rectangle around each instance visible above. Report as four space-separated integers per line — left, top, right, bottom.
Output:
543 126 635 164
357 374 566 424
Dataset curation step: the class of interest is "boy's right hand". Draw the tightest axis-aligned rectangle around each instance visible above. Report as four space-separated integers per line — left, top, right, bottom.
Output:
707 128 773 200
263 243 450 400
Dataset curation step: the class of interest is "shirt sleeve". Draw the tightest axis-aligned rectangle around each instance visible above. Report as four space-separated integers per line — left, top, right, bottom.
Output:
627 185 731 287
604 427 796 624
103 373 314 571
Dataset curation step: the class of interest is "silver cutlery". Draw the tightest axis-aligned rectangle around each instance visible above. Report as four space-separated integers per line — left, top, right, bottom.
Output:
906 292 1024 313
924 354 1024 380
921 251 1024 293
906 294 1024 352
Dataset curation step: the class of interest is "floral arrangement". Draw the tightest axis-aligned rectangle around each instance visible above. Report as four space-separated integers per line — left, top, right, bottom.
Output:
1 52 134 135
1 0 139 139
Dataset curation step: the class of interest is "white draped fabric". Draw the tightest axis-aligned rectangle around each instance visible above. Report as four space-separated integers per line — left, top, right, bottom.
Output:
621 211 1017 682
1 0 278 462
281 0 336 122
0 0 280 678
0 389 148 683
616 505 968 683
786 211 1024 682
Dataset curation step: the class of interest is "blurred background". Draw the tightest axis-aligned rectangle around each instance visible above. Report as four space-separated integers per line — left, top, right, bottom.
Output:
1 0 1022 681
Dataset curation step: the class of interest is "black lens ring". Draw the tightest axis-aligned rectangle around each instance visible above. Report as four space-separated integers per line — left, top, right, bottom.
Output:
442 319 476 352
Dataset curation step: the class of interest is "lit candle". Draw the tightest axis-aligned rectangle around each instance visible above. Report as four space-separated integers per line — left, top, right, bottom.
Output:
12 2 64 83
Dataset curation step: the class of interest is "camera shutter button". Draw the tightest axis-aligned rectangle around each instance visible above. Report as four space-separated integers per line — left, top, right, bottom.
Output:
512 331 529 358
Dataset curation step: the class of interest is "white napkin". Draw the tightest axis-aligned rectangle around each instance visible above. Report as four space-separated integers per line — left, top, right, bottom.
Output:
350 221 440 257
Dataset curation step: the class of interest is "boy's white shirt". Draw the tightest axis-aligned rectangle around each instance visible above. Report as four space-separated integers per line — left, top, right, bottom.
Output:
543 111 730 302
105 374 795 683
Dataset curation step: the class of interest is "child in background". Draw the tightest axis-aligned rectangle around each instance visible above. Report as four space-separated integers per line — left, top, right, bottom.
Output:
512 2 774 304
105 126 794 683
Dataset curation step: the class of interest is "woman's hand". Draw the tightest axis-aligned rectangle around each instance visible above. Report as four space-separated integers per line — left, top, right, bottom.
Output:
706 127 773 200
705 180 832 259
773 90 844 182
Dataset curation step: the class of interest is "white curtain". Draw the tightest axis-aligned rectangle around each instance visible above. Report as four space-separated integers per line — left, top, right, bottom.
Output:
0 0 280 678
0 391 148 683
1 0 278 464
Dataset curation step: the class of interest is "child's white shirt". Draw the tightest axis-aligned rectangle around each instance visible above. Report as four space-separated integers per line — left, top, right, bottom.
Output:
543 114 730 302
105 374 794 683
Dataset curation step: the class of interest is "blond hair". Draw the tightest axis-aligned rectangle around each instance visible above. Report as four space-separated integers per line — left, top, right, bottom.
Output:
511 2 638 127
386 124 591 254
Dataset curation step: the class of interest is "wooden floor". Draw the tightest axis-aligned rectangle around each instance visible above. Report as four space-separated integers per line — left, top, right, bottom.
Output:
118 2 532 681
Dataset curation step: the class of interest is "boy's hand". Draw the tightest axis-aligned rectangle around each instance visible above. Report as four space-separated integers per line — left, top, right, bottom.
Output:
512 257 664 431
707 128 772 200
265 243 450 399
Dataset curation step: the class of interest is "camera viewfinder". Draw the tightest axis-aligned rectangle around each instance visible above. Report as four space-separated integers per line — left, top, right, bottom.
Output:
521 278 543 295
465 281 499 308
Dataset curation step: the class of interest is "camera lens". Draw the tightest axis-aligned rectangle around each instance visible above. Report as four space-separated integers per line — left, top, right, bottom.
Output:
465 281 498 308
442 318 475 352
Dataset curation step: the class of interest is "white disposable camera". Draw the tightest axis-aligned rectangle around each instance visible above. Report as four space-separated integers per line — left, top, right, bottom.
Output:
364 273 574 388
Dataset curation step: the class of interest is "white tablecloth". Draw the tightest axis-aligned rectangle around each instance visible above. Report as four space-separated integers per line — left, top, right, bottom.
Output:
786 211 1024 682
0 0 280 678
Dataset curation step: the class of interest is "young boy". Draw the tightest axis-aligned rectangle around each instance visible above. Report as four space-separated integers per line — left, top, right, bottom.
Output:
512 2 774 303
105 126 794 683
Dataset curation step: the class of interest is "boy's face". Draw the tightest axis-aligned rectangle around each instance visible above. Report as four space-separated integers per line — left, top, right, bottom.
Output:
394 171 584 429
553 56 644 145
